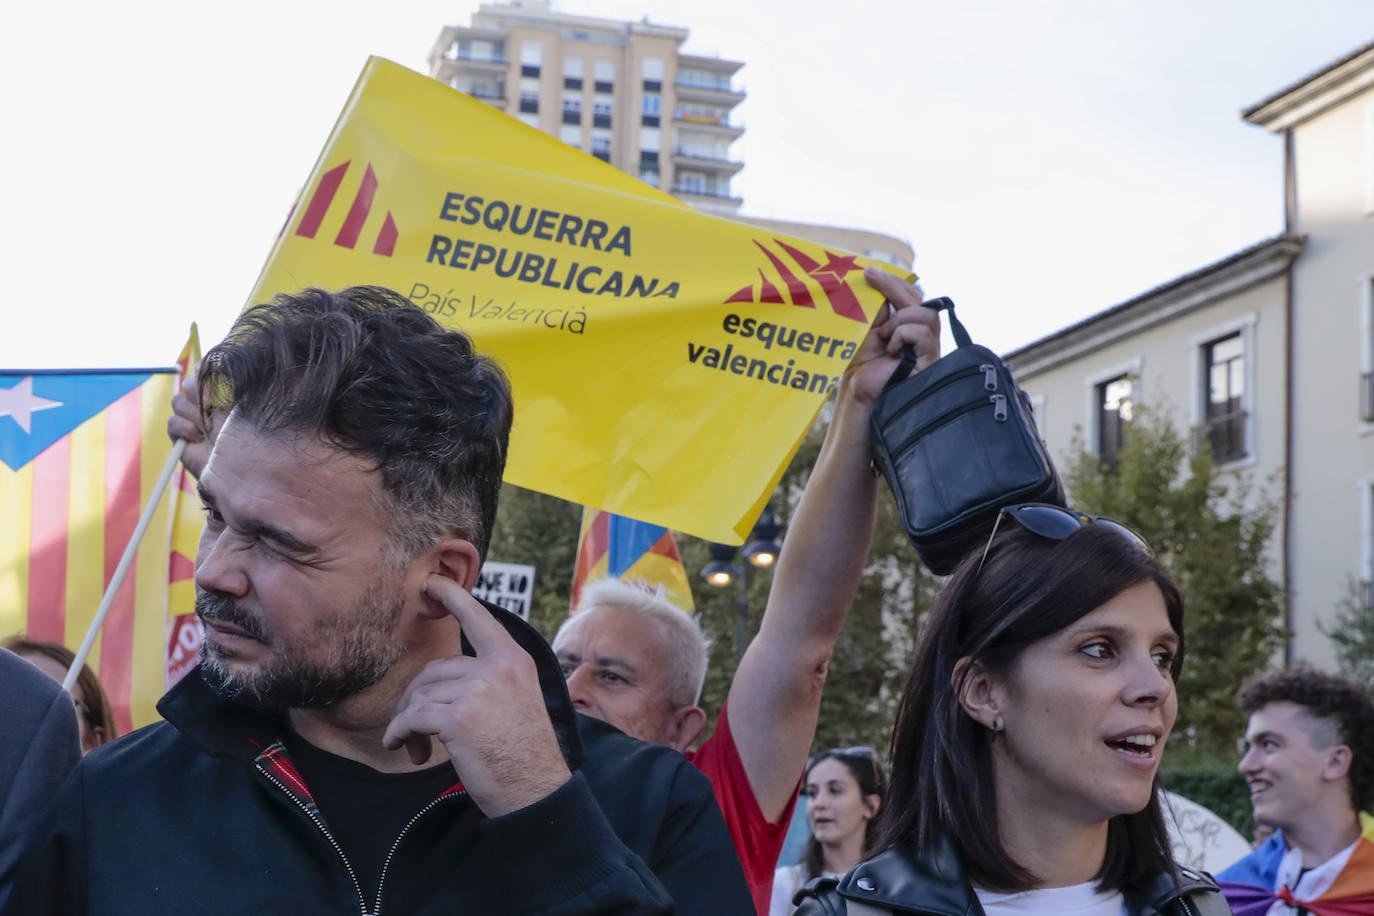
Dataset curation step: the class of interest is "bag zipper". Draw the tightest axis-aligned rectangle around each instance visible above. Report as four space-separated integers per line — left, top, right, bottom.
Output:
891 393 1003 457
883 364 996 426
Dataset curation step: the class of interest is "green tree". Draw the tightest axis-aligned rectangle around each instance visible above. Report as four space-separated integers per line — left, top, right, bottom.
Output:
485 483 582 637
1321 579 1374 687
1063 405 1288 757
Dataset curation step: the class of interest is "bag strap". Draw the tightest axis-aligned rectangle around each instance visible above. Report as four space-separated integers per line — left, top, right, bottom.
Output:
881 296 972 390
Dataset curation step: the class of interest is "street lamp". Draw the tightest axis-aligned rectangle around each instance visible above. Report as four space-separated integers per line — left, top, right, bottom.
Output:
700 507 784 664
743 506 782 568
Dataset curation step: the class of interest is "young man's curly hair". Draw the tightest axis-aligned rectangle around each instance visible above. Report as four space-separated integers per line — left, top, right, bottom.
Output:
1238 668 1374 813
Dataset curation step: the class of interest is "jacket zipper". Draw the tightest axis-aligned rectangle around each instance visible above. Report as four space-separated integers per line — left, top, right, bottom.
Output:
372 790 467 915
256 763 369 916
1173 895 1200 916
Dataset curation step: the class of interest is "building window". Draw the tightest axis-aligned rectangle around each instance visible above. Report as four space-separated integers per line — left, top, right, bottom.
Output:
591 132 611 162
1361 477 1374 614
1201 333 1246 462
451 39 503 63
642 92 661 127
677 172 705 194
520 42 542 77
593 96 612 128
1095 375 1133 469
638 158 660 186
520 91 539 114
594 60 614 94
562 57 583 90
1362 276 1374 423
561 91 582 125
642 57 663 93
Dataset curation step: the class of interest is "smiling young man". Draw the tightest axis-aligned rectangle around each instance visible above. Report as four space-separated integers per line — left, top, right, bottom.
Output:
9 286 751 915
1218 669 1374 915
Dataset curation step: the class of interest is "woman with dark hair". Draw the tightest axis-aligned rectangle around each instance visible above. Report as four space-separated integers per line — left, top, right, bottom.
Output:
798 505 1231 915
771 748 886 915
3 638 118 753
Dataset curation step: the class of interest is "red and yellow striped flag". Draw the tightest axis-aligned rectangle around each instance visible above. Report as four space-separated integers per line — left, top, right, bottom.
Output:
0 329 199 731
570 509 694 614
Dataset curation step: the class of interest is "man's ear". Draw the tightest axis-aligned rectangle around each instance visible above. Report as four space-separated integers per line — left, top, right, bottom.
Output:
1322 744 1354 783
664 705 707 753
952 656 1002 730
415 537 482 620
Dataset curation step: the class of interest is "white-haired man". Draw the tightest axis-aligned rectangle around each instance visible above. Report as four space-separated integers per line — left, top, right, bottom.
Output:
553 267 940 913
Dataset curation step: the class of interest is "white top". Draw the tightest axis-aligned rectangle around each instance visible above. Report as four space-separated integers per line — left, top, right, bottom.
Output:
975 880 1127 915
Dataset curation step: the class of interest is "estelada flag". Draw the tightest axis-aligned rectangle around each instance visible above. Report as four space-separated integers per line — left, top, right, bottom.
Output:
164 326 205 689
246 57 913 544
570 509 694 614
1218 811 1374 915
1 368 180 731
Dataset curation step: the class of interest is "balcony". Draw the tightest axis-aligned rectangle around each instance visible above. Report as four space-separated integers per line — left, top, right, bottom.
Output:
671 184 742 207
448 52 507 69
1192 410 1247 464
672 147 743 173
1361 371 1374 422
674 113 745 136
674 75 745 105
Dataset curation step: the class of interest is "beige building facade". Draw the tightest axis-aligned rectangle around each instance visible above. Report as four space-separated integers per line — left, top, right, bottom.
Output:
427 1 745 214
425 2 913 270
1005 42 1374 669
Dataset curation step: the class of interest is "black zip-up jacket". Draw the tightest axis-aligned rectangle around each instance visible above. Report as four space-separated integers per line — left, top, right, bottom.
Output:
795 839 1231 916
7 601 753 915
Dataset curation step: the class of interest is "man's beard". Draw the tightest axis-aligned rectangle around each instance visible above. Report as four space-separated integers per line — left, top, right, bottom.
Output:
196 574 408 711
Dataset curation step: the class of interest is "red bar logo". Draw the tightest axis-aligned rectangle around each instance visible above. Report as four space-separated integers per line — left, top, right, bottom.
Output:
726 240 866 323
287 160 398 257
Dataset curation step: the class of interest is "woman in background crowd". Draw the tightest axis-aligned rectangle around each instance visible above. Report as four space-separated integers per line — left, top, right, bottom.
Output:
770 748 885 915
3 638 118 753
797 505 1231 915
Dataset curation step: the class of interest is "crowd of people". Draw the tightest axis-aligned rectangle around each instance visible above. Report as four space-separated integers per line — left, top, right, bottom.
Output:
2 270 1372 915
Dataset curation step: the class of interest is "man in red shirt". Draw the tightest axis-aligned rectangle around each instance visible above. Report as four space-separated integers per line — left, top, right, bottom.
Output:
553 267 938 912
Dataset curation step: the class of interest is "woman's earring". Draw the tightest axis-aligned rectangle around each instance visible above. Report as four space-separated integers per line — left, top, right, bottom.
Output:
990 716 1004 744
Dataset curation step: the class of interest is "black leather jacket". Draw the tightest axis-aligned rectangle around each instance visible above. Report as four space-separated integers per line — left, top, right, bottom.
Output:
795 840 1231 916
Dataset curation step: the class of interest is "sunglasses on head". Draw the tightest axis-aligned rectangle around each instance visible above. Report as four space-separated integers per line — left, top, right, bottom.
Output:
976 502 1153 575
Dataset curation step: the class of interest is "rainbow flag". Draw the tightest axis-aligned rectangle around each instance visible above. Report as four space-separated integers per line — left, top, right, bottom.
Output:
1219 811 1374 915
1 368 180 732
570 509 694 613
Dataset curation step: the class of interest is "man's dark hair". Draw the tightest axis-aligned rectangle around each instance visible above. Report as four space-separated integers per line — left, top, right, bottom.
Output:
875 524 1185 893
198 286 512 560
1238 668 1374 812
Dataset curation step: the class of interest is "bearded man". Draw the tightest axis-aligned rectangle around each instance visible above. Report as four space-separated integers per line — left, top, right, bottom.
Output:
8 287 750 915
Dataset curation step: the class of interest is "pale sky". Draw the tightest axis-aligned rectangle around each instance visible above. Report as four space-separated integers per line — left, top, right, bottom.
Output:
3 1 1372 367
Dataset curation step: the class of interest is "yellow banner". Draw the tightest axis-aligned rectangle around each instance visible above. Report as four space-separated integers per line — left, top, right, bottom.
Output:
248 57 908 543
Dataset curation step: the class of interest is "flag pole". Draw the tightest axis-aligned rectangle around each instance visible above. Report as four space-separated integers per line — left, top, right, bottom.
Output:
64 439 187 691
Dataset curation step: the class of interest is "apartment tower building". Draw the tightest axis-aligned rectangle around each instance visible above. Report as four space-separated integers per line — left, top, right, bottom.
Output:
427 1 745 214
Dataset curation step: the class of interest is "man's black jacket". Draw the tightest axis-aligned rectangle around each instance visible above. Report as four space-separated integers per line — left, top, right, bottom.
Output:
7 600 752 915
